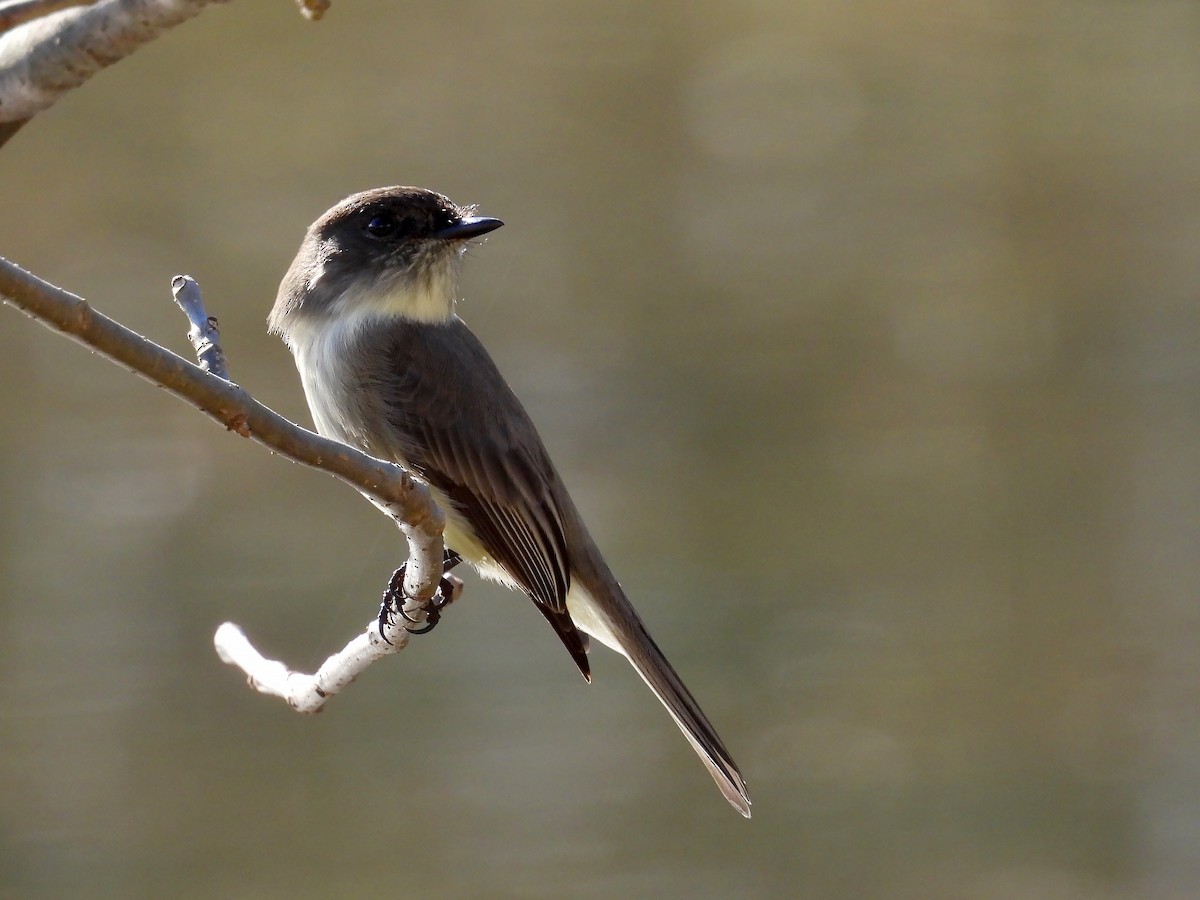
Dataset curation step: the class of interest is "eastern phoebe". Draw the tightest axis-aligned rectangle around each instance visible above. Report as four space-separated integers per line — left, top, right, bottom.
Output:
269 186 750 817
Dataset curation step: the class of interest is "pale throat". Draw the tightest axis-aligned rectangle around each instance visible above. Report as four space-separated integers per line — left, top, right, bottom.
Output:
329 258 461 326
282 260 461 443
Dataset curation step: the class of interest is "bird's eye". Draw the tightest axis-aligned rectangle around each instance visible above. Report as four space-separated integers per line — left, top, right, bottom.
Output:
364 212 400 239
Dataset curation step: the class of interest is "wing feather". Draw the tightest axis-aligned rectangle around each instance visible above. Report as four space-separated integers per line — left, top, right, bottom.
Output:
364 318 588 675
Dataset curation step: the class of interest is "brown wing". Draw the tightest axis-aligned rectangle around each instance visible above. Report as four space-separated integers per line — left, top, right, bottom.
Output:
367 317 590 679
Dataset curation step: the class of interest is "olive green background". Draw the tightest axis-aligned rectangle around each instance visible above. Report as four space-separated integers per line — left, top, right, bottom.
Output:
2 2 1199 897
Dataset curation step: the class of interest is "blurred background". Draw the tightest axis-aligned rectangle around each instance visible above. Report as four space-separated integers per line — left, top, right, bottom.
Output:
2 1 1199 897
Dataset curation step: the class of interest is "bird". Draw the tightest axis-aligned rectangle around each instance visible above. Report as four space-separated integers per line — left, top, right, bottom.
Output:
269 186 750 817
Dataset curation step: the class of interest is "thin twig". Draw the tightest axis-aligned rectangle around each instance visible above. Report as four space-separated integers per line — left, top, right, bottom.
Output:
214 565 462 711
215 622 403 713
171 275 228 379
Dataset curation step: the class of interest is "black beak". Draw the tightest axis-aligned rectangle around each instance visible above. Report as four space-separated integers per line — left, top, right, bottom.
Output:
435 216 504 241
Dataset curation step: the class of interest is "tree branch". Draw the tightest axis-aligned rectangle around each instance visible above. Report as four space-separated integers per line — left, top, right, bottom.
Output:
0 0 437 712
0 0 222 125
0 0 90 35
214 622 406 713
0 0 329 147
0 257 452 709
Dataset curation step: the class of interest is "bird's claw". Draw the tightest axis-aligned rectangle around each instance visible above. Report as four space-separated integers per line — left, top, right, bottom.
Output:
377 550 464 642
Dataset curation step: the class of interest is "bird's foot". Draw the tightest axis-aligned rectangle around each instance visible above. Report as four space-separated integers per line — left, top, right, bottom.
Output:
377 550 464 642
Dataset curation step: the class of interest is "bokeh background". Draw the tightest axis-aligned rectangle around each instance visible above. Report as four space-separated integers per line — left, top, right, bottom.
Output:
2 1 1200 897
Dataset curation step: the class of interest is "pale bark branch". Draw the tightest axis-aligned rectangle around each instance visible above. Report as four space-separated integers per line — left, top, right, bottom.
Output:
0 0 225 126
0 0 328 147
0 0 90 35
0 0 429 712
0 257 453 710
171 275 228 379
215 622 401 713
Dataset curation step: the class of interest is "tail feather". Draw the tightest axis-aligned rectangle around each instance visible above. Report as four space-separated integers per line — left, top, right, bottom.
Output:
625 624 752 818
566 584 751 818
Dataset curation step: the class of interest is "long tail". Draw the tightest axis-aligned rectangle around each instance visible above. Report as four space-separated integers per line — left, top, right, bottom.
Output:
566 583 752 818
624 620 752 817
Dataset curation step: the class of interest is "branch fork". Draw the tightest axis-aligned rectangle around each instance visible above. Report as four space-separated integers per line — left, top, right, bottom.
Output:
0 0 451 714
0 257 456 714
167 273 456 711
